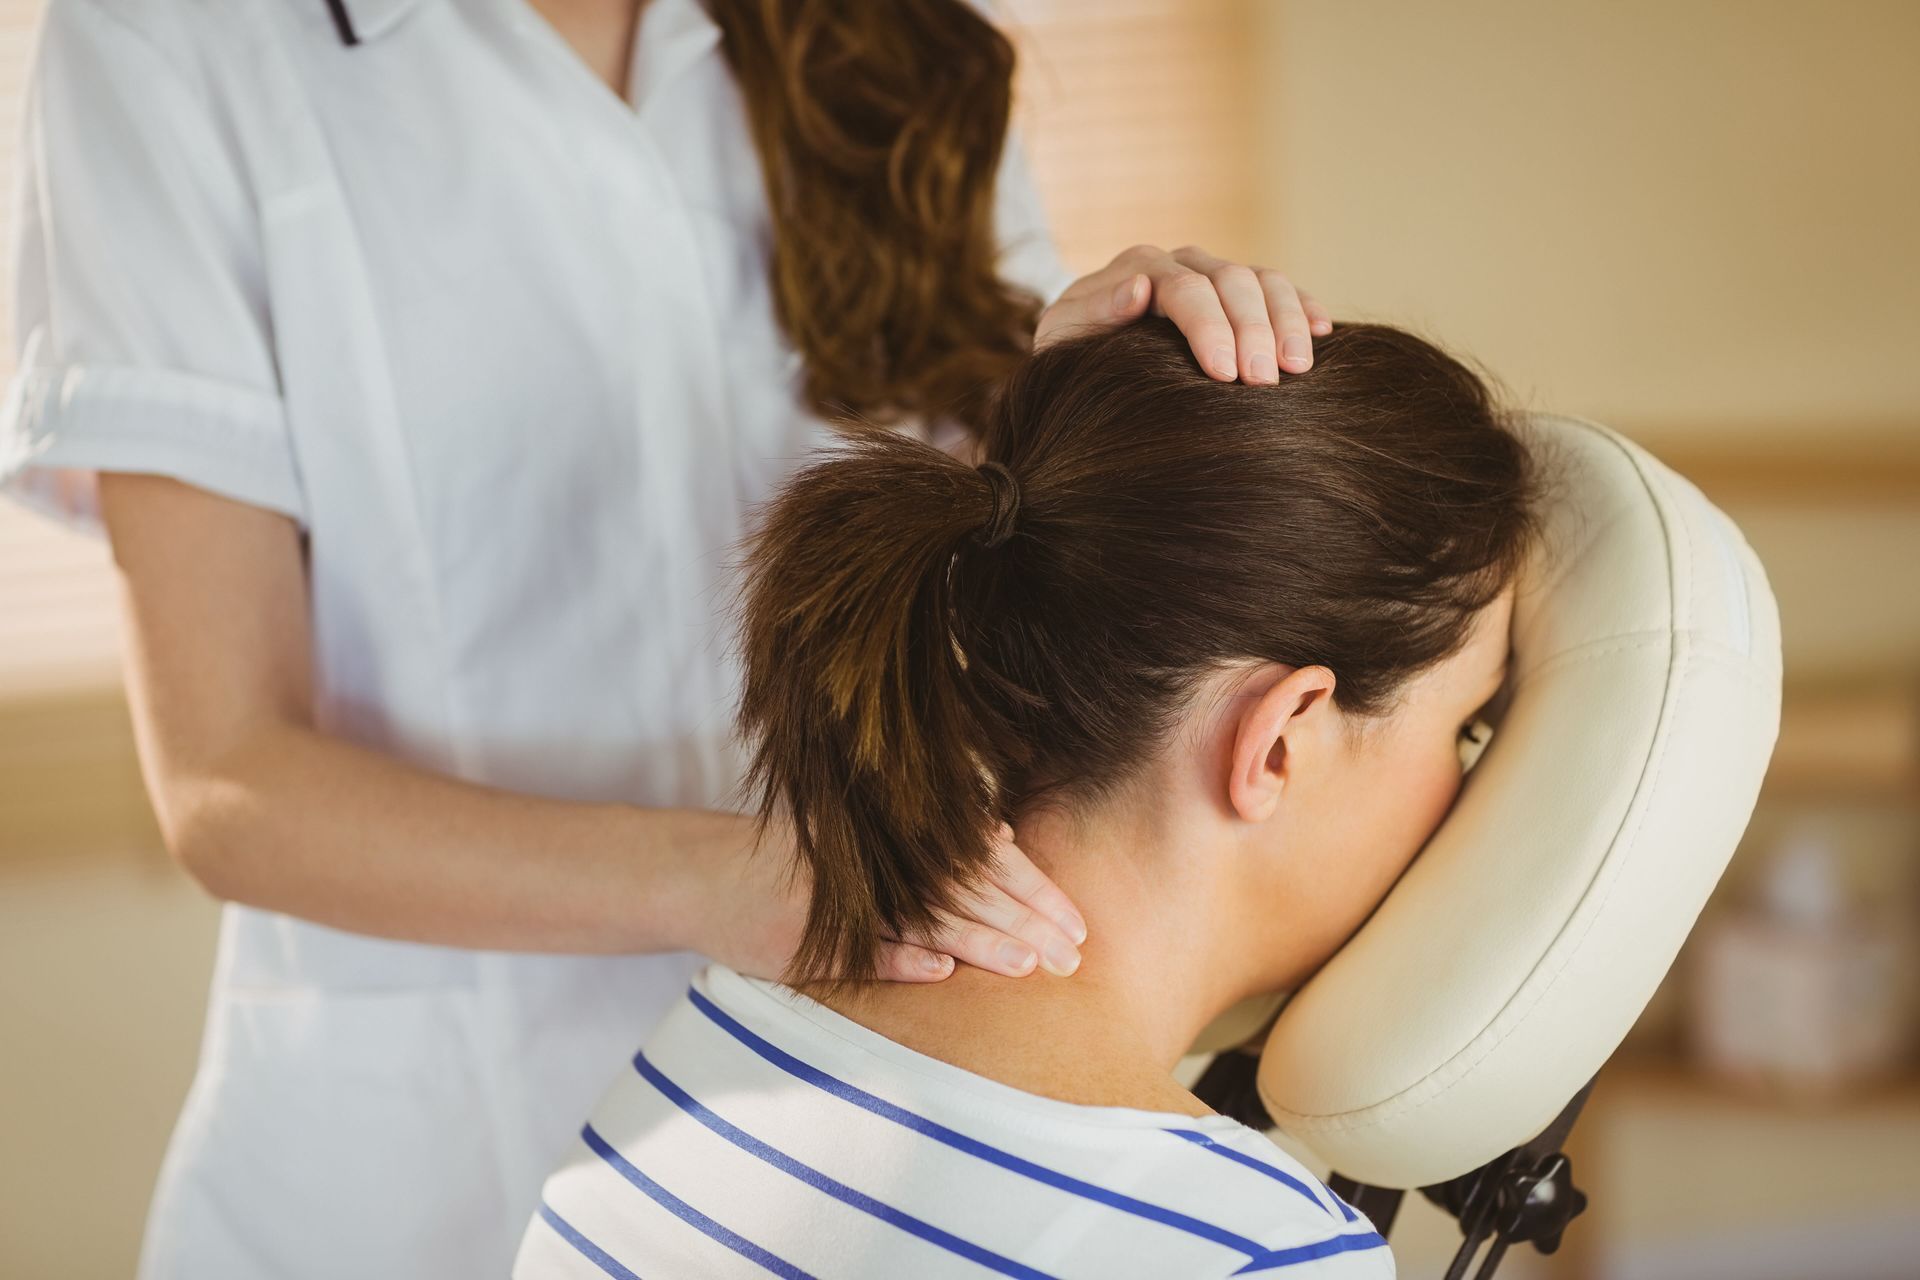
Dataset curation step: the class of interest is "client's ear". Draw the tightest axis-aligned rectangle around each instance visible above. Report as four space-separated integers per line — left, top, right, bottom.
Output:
1227 664 1338 823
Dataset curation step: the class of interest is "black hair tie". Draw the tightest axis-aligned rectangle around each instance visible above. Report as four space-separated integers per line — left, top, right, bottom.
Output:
974 461 1022 549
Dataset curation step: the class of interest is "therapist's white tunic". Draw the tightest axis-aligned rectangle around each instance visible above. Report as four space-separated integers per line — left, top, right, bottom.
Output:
0 0 1072 1275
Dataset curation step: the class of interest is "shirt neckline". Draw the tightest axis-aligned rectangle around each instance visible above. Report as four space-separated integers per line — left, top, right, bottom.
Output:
501 0 721 120
700 963 1259 1139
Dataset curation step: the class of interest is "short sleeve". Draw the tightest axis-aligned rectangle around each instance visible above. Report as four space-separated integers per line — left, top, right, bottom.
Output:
0 0 302 531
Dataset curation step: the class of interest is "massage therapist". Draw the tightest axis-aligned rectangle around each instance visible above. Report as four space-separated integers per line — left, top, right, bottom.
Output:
0 1 1329 1274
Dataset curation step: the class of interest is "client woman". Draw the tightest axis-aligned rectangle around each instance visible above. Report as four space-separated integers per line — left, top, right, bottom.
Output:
515 318 1542 1279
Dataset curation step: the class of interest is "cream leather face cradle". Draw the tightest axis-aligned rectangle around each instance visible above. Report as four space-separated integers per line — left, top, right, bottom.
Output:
1193 413 1783 1191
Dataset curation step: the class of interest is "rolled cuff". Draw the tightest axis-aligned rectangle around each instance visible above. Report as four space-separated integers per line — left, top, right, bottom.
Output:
0 361 305 533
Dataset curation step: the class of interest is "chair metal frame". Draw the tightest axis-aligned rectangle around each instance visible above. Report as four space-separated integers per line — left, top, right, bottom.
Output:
1192 1052 1594 1280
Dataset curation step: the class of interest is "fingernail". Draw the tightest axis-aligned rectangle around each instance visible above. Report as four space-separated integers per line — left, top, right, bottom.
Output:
1210 347 1237 379
1112 277 1141 311
1283 336 1312 367
922 951 954 976
1249 352 1278 383
1040 937 1081 977
998 940 1038 974
1058 912 1088 945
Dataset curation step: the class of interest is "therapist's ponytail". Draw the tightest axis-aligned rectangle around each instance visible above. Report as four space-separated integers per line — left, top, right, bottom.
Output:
740 318 1545 988
709 0 1039 428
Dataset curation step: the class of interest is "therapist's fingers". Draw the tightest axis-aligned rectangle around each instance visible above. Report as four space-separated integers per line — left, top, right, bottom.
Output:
1037 244 1332 384
915 906 1049 979
1247 264 1327 375
983 824 1088 947
1139 250 1240 382
1298 287 1334 337
1033 260 1152 352
916 830 1085 979
873 939 958 983
1167 245 1286 383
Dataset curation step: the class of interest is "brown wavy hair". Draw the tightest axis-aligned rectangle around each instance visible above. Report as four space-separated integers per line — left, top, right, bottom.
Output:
737 319 1548 989
708 0 1043 425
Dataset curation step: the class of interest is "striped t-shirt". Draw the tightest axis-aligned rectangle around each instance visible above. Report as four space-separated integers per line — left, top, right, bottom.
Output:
514 964 1393 1279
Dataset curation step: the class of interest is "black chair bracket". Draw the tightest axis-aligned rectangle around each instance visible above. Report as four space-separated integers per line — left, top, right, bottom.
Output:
1192 1050 1596 1280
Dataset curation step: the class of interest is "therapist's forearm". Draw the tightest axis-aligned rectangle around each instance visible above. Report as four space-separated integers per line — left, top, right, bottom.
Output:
163 719 735 952
97 474 1070 978
99 470 753 955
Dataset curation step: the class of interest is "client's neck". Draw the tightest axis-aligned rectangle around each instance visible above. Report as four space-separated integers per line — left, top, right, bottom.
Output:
814 804 1262 1116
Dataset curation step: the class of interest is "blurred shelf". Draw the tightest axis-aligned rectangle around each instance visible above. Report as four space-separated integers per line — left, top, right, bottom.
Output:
1595 1049 1920 1114
1573 1047 1920 1276
1641 431 1920 506
1760 682 1920 805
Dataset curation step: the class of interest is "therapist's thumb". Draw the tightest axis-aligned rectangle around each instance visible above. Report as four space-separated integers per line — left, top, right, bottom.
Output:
1034 272 1149 352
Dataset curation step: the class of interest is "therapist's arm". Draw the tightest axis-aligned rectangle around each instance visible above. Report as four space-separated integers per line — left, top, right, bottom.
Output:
98 472 1086 979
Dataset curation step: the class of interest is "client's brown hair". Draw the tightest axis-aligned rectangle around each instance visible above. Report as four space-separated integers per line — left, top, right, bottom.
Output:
738 319 1545 987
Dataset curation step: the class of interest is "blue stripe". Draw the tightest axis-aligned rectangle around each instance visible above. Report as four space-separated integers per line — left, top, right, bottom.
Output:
1160 1133 1382 1265
536 1202 643 1280
687 983 1272 1259
1231 1229 1396 1273
1163 1128 1361 1224
581 1123 816 1280
632 1050 1059 1280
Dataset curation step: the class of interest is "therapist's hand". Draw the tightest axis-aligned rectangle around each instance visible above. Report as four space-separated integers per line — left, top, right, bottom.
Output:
1036 244 1333 383
687 813 1087 984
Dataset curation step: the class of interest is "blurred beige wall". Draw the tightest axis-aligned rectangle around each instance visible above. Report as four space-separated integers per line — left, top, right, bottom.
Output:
1247 0 1920 453
0 862 219 1278
1010 0 1920 696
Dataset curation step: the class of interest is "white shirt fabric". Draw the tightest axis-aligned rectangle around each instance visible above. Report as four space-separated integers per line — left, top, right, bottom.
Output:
0 1 1073 1276
516 965 1395 1280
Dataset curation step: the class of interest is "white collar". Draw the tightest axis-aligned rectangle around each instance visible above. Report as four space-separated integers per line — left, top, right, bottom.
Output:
324 0 435 44
324 0 723 64
628 0 725 110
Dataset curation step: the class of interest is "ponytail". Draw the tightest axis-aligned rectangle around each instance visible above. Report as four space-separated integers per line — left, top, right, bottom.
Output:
739 318 1543 990
737 431 1028 988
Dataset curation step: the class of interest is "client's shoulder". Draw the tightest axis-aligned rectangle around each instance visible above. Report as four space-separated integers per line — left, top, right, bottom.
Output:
1142 1123 1396 1277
